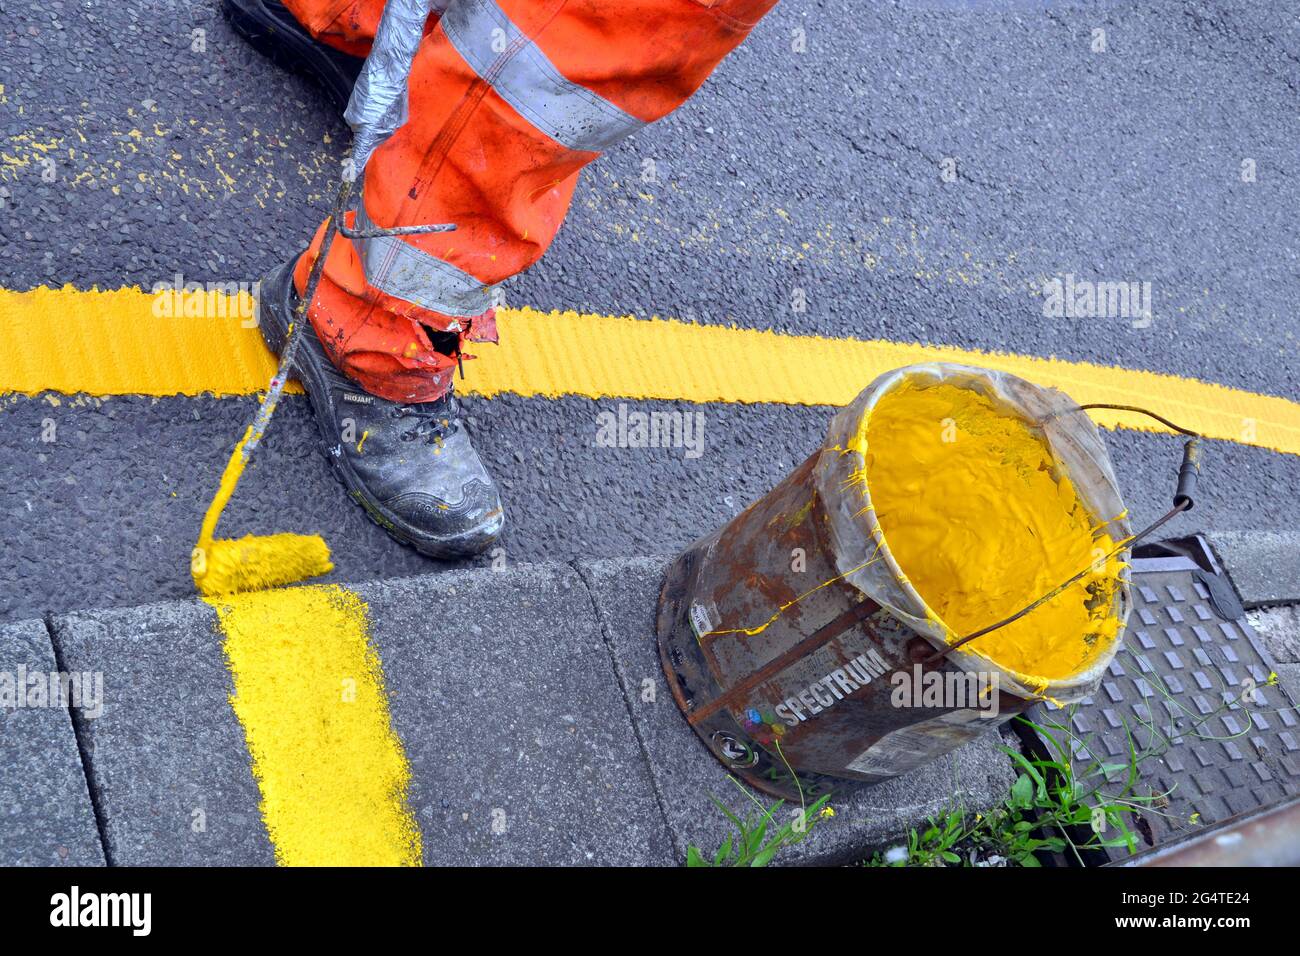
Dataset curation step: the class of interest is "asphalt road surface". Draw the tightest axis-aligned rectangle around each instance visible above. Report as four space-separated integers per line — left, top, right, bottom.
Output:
1 0 1297 622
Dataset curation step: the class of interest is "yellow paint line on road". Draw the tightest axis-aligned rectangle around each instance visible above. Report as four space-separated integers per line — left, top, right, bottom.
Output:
476 307 1299 455
2 286 1298 456
1 285 297 396
206 584 422 866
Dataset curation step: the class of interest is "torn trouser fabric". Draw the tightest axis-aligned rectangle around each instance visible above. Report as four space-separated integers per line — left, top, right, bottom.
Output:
284 0 779 402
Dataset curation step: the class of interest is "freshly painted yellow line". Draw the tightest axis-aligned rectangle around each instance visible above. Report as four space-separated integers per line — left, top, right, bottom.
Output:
2 286 1297 455
479 307 1299 455
1 285 297 396
206 584 422 866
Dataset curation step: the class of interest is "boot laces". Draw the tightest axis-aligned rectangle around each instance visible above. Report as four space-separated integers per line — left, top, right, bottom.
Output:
393 392 460 444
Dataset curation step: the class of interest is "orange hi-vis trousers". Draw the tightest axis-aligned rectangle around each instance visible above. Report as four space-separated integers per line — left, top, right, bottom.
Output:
283 0 778 403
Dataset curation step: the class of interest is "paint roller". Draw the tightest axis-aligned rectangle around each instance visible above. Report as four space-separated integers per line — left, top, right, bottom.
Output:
191 183 341 597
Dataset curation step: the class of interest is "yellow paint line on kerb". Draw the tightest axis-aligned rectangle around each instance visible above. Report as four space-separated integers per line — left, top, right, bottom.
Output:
205 583 422 867
2 285 1298 456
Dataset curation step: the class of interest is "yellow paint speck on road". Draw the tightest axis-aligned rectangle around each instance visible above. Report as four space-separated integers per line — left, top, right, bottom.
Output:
206 584 422 867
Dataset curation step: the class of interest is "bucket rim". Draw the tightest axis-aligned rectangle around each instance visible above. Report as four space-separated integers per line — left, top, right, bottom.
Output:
814 362 1133 701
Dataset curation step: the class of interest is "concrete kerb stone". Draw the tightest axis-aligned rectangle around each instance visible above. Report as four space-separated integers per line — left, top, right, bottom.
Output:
0 618 105 866
50 601 274 865
1210 531 1300 608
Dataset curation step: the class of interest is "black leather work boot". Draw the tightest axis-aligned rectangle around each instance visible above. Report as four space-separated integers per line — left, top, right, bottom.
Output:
257 258 506 559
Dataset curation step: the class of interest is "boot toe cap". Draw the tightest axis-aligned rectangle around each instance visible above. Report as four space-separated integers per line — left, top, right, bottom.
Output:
383 481 505 556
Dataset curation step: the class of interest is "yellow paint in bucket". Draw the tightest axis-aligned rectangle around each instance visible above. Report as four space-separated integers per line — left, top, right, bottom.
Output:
862 382 1123 681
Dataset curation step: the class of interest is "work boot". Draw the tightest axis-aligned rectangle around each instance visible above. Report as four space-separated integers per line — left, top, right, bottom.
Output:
257 258 506 559
222 0 363 113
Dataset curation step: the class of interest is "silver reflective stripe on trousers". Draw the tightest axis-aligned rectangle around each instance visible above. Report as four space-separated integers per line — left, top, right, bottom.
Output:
355 200 493 319
441 0 646 152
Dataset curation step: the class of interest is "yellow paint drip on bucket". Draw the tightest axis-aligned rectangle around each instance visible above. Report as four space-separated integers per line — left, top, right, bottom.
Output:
862 382 1123 681
207 584 423 866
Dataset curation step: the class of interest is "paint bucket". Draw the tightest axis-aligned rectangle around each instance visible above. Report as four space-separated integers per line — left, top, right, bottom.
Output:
656 363 1133 800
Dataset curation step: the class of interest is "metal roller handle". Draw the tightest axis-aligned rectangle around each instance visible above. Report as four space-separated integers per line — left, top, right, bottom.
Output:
339 218 456 240
244 170 456 463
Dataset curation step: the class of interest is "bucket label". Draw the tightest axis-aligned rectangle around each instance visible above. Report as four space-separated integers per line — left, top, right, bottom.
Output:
689 602 716 640
845 709 988 778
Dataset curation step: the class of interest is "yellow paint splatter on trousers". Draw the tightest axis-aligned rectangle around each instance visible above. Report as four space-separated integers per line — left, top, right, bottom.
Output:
864 383 1123 682
206 584 422 866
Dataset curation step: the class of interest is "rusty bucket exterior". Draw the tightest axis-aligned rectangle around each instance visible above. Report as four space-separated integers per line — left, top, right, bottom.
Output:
656 363 1133 801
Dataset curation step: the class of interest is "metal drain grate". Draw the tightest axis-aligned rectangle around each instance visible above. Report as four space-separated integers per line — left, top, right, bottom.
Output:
1017 535 1300 863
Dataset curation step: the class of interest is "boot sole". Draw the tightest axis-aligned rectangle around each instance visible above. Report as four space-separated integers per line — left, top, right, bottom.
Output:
259 260 504 560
